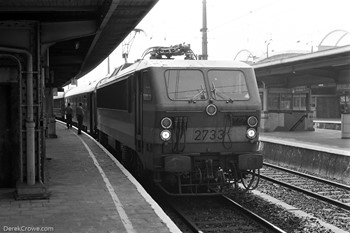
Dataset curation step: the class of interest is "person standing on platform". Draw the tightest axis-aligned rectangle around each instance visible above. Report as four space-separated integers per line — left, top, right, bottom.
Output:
76 102 84 135
65 103 73 129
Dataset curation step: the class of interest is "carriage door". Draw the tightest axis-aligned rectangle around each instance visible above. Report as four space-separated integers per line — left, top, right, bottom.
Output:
135 72 144 152
0 85 12 187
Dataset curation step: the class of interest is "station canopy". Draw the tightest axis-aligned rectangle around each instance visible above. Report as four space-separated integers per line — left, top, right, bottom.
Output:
0 0 158 87
253 45 350 88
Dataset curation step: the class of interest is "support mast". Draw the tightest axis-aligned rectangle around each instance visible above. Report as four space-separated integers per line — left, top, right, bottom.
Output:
201 0 208 60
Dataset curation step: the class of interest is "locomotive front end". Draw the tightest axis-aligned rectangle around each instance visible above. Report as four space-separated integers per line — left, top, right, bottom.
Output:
152 61 263 195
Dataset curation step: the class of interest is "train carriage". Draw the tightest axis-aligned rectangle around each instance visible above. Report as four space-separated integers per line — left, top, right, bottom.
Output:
53 92 65 120
64 81 103 134
93 45 263 194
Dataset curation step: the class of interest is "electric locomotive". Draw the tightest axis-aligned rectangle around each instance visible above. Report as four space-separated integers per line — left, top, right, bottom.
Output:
94 44 263 194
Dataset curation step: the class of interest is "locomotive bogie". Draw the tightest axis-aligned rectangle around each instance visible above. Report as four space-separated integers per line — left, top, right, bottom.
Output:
162 153 263 173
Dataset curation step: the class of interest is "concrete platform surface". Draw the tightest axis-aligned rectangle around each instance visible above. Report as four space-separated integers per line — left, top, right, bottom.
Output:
0 123 181 233
260 128 350 156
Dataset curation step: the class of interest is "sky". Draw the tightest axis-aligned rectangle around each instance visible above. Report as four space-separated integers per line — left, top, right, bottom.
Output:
72 0 350 87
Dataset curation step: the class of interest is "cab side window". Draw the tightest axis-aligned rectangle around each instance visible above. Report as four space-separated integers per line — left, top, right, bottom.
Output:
143 72 152 101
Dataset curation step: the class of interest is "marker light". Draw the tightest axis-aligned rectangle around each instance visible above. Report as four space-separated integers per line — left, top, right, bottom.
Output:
161 117 172 129
206 104 217 116
247 116 258 127
160 130 171 141
246 128 257 139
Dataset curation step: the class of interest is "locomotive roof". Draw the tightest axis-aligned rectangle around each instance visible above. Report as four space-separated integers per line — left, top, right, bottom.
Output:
98 59 252 88
126 59 250 73
65 75 109 97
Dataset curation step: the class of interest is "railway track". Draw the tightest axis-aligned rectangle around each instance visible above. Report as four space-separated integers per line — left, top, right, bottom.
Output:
166 195 286 233
260 162 350 211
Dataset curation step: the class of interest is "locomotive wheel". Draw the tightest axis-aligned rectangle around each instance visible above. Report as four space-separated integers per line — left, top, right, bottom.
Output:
207 169 226 193
217 170 225 192
121 145 132 168
114 141 122 161
122 149 145 181
241 169 260 190
227 166 239 193
193 168 203 184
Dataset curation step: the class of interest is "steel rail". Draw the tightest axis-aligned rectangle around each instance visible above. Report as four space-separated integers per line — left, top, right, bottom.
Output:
260 174 350 211
263 162 350 190
221 195 287 233
166 200 204 233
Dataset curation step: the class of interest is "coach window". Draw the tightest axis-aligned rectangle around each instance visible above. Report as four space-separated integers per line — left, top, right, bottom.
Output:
165 69 207 101
143 73 152 101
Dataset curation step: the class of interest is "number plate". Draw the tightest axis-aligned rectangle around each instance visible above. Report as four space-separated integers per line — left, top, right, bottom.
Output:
192 128 227 142
191 127 247 142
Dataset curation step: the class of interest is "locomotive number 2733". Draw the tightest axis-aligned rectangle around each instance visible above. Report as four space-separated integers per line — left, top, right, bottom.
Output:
193 128 229 141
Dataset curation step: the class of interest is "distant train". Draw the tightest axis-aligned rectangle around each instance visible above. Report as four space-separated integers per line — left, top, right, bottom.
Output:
54 44 263 195
53 91 65 120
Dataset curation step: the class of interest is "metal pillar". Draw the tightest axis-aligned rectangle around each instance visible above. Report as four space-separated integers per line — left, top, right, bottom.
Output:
46 87 57 138
200 0 208 60
0 46 35 185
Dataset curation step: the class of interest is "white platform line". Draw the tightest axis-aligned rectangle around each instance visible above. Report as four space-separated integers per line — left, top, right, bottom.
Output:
88 135 182 233
77 135 136 233
57 120 181 233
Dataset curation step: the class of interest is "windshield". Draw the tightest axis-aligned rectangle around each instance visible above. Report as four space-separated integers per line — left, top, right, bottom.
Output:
208 70 250 101
165 70 207 101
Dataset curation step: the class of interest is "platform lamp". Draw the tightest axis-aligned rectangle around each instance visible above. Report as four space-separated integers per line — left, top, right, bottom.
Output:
265 39 272 58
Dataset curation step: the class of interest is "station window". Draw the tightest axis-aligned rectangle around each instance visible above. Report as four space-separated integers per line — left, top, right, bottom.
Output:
280 93 292 110
267 93 279 110
293 94 307 110
268 92 307 111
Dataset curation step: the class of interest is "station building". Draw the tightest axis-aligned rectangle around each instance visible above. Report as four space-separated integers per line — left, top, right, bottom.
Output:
252 45 350 132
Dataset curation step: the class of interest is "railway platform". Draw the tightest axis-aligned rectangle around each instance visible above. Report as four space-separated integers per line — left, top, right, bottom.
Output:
0 123 181 233
260 128 350 184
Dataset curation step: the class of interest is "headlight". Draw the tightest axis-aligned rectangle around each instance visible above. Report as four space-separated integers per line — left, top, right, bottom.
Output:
160 130 171 141
161 117 172 129
247 116 258 127
246 128 257 139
